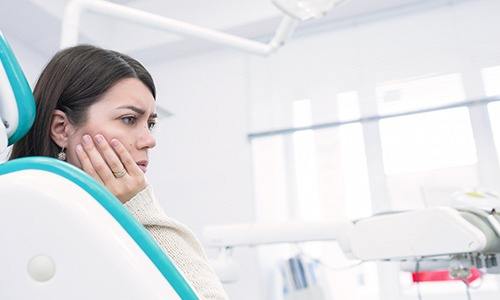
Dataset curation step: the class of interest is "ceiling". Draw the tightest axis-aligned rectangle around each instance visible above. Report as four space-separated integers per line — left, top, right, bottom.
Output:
0 0 471 62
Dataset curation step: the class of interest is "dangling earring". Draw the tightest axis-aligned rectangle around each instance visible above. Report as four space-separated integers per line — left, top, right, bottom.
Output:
57 146 67 161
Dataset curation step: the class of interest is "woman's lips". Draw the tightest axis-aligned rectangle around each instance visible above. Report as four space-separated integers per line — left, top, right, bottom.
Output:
136 160 148 173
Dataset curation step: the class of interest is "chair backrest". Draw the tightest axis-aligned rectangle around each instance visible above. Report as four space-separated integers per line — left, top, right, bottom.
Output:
0 31 35 152
0 32 199 300
0 157 200 299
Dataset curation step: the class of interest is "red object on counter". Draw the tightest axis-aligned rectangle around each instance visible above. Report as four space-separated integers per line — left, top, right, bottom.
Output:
412 268 481 284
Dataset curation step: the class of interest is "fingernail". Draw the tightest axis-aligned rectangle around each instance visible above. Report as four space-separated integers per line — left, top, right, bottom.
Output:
76 144 83 152
83 135 91 145
111 139 119 147
95 134 104 144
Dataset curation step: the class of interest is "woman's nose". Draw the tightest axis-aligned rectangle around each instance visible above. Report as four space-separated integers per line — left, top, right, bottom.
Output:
137 127 156 150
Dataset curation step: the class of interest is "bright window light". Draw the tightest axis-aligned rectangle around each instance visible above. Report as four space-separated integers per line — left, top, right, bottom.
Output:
482 65 500 97
337 91 361 121
380 108 477 175
337 91 372 219
251 136 289 222
488 101 500 161
377 73 465 115
377 74 474 175
292 99 320 221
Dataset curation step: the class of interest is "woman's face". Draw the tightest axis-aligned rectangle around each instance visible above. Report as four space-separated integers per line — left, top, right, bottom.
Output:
65 78 157 173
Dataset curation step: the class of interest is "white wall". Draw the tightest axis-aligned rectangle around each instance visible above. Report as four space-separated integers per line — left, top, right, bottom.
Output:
5 35 47 86
144 52 265 299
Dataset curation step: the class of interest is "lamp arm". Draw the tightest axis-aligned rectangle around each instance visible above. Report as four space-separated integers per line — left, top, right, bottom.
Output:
60 0 299 56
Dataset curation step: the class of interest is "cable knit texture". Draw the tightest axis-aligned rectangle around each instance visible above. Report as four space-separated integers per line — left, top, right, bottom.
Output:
123 186 229 300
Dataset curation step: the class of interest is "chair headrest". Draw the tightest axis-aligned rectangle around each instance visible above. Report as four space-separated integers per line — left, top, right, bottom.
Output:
0 31 36 152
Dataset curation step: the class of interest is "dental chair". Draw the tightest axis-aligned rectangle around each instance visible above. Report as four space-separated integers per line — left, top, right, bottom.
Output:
0 31 199 300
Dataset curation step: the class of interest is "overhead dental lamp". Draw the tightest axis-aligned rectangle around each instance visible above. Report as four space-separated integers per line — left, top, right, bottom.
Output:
61 0 352 55
272 0 351 20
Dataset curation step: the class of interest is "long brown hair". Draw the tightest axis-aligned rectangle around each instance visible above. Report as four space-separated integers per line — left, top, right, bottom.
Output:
9 45 155 160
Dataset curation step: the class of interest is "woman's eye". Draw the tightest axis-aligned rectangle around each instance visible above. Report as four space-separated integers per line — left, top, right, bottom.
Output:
148 121 157 130
121 116 137 125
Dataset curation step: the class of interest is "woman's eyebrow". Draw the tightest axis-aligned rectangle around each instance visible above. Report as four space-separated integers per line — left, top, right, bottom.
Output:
116 105 157 118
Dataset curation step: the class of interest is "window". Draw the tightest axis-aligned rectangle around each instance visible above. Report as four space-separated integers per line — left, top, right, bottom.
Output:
484 66 500 162
292 100 321 221
251 94 377 299
379 108 477 175
292 96 377 299
377 74 478 212
336 92 372 219
291 96 372 220
251 135 289 222
377 74 465 115
482 65 500 97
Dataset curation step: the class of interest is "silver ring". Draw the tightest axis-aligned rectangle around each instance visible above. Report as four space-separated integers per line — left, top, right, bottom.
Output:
112 169 127 178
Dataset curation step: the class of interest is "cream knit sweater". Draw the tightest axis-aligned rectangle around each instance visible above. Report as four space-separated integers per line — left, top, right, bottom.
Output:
123 185 229 300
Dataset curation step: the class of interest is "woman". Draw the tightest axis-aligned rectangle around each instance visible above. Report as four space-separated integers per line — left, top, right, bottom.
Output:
10 45 228 300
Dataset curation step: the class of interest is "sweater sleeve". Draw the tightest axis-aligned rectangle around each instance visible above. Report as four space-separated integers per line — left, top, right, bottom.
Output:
123 186 229 300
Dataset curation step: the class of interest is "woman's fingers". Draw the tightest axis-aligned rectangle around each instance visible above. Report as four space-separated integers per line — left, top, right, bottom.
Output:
93 134 127 177
75 143 104 185
109 138 142 176
76 134 146 203
81 134 114 183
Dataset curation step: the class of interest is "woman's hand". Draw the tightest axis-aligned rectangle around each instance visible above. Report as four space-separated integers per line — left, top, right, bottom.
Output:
75 134 147 204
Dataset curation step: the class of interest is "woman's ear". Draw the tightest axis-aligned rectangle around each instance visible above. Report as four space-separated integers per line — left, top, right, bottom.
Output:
50 109 74 148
